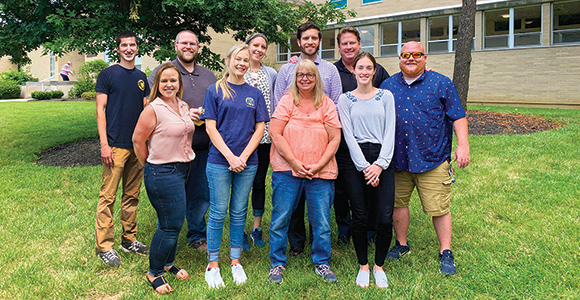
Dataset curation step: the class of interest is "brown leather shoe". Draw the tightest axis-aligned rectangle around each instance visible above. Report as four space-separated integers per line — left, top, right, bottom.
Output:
289 246 304 256
191 240 208 253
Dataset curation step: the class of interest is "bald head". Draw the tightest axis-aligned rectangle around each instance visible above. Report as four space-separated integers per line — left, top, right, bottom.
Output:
399 41 427 80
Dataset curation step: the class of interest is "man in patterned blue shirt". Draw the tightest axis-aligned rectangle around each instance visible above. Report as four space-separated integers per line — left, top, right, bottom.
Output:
379 41 470 275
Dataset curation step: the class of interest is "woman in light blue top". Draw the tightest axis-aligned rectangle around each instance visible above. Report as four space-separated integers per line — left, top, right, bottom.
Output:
337 52 396 289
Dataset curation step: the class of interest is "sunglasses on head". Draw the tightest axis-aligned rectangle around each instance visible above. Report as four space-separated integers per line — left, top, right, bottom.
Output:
400 52 425 59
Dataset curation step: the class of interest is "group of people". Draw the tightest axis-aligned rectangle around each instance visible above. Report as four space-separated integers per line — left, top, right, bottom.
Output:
93 21 470 295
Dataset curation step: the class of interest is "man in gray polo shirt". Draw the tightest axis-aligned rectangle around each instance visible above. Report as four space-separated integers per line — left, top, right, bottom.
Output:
148 30 217 252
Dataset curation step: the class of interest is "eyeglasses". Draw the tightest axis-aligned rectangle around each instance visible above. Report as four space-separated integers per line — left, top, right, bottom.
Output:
296 73 315 79
177 42 198 47
400 52 425 59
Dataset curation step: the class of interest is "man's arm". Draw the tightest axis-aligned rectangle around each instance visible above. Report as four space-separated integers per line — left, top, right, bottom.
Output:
452 117 470 169
96 92 114 168
273 65 290 109
327 65 343 105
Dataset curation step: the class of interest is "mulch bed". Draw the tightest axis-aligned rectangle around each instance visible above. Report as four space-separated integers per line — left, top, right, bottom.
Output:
36 110 562 167
467 110 561 135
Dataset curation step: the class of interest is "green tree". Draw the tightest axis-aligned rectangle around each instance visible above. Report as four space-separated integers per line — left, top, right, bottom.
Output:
0 0 355 70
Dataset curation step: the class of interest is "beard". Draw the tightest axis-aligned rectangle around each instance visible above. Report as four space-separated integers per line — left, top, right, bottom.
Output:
400 60 426 78
177 51 197 64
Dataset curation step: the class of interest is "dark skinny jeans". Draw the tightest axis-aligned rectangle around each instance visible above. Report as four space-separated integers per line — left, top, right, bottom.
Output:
342 142 394 266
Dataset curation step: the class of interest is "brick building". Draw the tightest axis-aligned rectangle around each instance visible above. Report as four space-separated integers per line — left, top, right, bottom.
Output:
276 0 580 108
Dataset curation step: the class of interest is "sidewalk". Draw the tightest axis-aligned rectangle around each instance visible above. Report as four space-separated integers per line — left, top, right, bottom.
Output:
0 98 33 102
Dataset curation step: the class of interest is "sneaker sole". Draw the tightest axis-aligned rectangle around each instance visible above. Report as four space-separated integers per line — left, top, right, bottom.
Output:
98 256 122 267
118 245 148 256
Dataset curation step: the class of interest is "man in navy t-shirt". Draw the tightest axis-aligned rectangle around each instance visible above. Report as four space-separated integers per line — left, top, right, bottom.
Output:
95 30 151 267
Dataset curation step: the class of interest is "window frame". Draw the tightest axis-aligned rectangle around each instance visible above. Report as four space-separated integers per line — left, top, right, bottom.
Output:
483 5 543 50
552 0 580 45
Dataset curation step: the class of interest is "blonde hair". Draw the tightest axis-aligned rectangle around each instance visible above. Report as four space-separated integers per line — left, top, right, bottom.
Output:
216 44 249 100
148 63 183 103
290 60 325 109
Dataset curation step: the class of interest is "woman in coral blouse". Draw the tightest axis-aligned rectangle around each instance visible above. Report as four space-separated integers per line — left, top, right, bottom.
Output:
133 63 195 294
267 60 341 284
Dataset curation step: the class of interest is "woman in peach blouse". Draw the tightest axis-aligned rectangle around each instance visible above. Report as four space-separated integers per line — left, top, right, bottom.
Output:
267 60 341 284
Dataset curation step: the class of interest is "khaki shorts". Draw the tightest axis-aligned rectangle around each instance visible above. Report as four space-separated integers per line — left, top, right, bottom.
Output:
394 161 453 217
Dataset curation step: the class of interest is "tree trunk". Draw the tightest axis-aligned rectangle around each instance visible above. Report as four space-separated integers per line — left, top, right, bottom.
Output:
453 0 477 110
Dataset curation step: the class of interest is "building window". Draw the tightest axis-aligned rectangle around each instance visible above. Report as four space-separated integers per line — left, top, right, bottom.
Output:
380 19 420 56
277 35 300 63
357 25 375 55
277 31 335 62
484 5 542 49
362 0 381 4
330 0 347 9
49 52 55 77
553 0 580 44
428 15 457 53
320 30 336 60
428 15 475 53
135 56 142 70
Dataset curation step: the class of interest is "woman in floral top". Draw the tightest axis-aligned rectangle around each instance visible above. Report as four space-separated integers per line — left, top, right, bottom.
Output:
242 33 277 249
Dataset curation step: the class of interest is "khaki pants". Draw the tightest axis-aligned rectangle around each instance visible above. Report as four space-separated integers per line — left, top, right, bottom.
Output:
95 147 143 253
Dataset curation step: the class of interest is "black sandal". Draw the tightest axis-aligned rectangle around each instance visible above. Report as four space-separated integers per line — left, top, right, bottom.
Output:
149 275 171 294
167 265 181 275
166 265 189 280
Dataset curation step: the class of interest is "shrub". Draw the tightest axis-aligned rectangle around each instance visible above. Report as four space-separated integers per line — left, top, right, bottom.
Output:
52 90 64 98
0 71 38 85
69 77 96 98
81 91 96 100
69 60 109 98
0 80 21 99
144 67 153 77
31 91 53 100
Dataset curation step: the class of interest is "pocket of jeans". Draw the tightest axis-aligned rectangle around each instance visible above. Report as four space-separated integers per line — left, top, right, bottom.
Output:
156 164 176 175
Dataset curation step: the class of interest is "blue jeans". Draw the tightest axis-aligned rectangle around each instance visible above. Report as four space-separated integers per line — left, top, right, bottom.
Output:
185 149 210 244
269 171 334 267
144 162 190 277
206 163 257 261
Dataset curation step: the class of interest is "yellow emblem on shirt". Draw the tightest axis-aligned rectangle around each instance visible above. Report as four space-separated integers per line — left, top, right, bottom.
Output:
245 97 255 107
138 79 145 91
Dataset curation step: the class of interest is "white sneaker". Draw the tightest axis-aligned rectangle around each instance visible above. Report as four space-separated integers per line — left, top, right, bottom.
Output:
231 263 248 285
356 269 369 288
373 266 389 288
205 265 225 289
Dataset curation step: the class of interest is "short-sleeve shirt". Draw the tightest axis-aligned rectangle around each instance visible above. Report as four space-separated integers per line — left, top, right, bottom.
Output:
95 64 150 148
148 60 217 151
379 71 466 173
147 97 196 164
201 82 270 166
270 93 342 180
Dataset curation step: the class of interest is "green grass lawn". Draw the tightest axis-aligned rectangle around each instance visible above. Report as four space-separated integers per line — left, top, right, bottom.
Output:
0 101 578 299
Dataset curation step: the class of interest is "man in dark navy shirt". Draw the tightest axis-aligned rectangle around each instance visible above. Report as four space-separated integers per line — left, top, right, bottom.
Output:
95 30 151 267
333 27 390 246
380 41 470 275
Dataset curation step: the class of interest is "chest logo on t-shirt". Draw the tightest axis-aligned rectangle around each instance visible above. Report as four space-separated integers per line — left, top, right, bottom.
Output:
245 97 255 107
138 79 146 91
